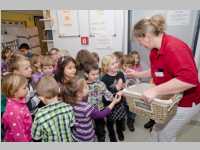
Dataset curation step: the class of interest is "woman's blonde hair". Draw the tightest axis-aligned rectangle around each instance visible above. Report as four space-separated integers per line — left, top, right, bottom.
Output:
36 75 60 99
2 73 27 97
101 55 114 74
133 15 166 38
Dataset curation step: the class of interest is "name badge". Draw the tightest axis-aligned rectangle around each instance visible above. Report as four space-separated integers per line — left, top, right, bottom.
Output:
155 71 164 77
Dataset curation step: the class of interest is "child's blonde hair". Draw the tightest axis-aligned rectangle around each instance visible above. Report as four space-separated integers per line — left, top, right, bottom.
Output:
30 54 41 73
101 55 114 74
41 55 54 68
62 77 86 105
36 75 60 99
8 54 28 72
2 73 27 97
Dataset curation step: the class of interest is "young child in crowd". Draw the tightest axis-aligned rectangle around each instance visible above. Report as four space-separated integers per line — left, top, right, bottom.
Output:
122 54 140 86
129 51 155 130
18 43 33 58
30 54 42 87
9 54 41 115
32 55 54 86
101 54 127 141
129 51 143 72
83 63 121 142
31 75 75 142
2 73 32 142
48 48 62 72
1 47 14 76
75 49 96 78
55 56 77 85
113 52 136 132
62 77 122 142
91 52 100 65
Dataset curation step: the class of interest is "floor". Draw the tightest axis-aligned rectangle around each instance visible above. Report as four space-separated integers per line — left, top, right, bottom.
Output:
105 116 200 142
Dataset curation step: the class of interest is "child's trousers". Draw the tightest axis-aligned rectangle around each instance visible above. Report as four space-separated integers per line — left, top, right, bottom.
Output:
106 118 125 142
94 118 106 142
150 102 200 142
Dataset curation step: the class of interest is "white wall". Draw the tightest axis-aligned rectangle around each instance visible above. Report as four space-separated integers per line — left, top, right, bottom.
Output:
49 10 128 61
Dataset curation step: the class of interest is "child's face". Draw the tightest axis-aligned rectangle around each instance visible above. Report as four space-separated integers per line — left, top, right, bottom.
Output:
122 64 130 72
20 48 29 56
42 65 54 75
133 55 140 65
50 50 61 63
14 82 28 99
64 61 76 79
15 60 32 78
87 69 99 82
108 57 119 74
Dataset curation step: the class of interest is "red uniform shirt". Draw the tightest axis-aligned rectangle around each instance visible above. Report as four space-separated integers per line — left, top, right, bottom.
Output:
150 33 200 107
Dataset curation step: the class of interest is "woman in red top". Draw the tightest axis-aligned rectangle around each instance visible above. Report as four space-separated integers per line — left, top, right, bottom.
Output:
126 15 200 142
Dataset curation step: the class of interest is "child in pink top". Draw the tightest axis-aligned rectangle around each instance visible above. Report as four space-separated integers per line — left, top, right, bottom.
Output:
130 51 143 72
2 73 32 142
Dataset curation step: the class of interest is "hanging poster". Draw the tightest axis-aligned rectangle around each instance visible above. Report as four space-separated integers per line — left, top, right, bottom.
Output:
57 10 80 36
167 10 191 26
89 10 115 36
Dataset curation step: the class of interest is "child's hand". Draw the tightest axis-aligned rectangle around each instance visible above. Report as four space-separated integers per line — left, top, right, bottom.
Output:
115 79 124 90
113 94 122 104
125 68 137 78
116 90 124 97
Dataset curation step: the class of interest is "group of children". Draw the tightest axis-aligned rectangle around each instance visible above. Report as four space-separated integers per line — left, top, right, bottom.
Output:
1 44 154 142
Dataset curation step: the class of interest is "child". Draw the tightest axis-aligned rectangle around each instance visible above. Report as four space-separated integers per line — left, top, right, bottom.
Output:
31 75 75 142
1 47 14 76
9 54 41 115
18 43 32 58
2 73 32 142
91 52 100 65
129 51 155 129
55 56 77 85
62 77 122 142
30 54 42 74
129 51 143 72
113 52 136 132
30 54 42 87
122 54 140 86
75 49 96 78
32 55 54 86
101 54 127 141
48 48 62 71
83 63 116 142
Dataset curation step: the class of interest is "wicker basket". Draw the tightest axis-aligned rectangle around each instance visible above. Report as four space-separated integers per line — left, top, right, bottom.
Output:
122 83 183 124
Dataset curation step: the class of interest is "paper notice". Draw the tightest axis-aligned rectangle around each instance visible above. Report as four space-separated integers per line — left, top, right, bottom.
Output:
167 10 191 26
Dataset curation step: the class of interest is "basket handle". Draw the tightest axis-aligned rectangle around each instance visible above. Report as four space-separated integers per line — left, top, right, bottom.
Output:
167 94 183 111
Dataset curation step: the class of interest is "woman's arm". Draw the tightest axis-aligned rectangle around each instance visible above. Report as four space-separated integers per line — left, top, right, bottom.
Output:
143 78 196 103
126 69 151 78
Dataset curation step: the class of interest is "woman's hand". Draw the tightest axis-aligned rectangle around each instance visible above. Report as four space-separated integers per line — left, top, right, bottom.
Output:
142 88 158 104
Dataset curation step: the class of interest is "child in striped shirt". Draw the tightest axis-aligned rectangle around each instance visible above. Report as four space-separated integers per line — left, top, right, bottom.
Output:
62 77 122 142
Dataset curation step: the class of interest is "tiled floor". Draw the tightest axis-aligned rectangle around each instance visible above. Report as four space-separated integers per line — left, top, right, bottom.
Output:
105 116 200 142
